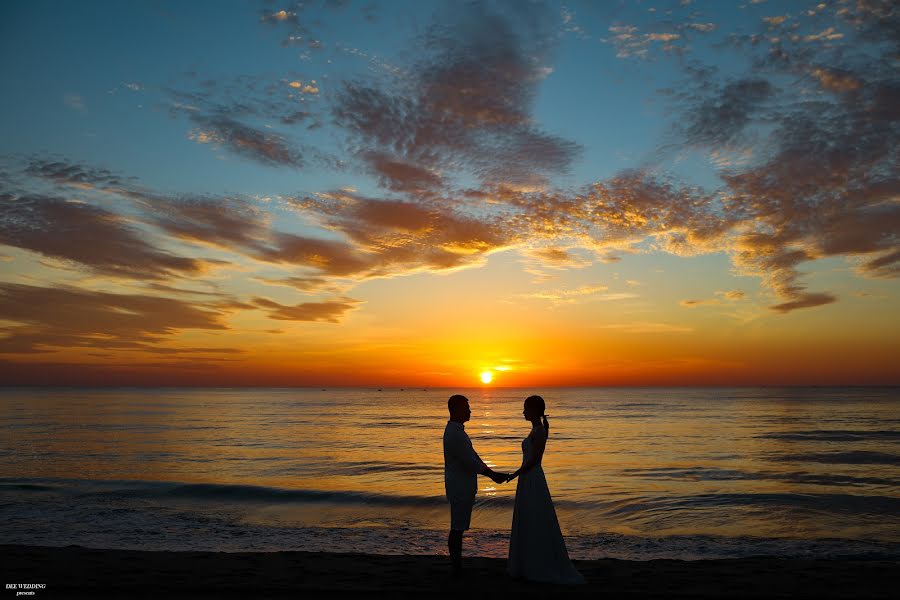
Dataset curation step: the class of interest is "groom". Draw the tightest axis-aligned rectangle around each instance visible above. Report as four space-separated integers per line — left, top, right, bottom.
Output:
443 394 508 577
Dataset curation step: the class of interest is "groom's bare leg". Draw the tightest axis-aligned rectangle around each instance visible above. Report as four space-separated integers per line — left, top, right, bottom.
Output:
448 530 463 575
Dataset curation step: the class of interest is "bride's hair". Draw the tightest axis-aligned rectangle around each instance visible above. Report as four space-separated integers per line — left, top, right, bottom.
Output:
525 395 549 439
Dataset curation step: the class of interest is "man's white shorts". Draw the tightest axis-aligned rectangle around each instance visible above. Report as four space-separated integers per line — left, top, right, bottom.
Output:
449 497 474 531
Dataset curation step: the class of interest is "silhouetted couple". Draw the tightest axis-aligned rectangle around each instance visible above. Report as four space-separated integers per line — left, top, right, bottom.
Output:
442 394 585 584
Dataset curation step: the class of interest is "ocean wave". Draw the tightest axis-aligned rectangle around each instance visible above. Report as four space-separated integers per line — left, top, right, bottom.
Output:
0 482 58 491
768 451 900 465
622 466 900 488
756 430 900 442
1 498 897 560
0 477 455 507
599 492 900 518
611 413 657 419
149 482 455 507
329 461 443 475
3 477 898 519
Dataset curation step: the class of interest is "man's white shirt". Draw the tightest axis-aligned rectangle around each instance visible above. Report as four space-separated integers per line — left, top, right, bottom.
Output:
443 420 486 502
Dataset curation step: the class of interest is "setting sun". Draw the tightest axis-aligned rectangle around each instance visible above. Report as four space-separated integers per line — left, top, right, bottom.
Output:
480 371 493 384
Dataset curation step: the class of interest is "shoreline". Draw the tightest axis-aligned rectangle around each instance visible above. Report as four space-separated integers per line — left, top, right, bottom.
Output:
2 544 898 599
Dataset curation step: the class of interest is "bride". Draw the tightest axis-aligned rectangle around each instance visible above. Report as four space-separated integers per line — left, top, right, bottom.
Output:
506 395 585 584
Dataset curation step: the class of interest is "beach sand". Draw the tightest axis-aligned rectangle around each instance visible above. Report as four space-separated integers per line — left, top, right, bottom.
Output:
2 544 897 599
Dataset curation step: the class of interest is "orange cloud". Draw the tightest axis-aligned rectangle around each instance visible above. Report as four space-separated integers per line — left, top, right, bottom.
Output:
0 193 208 279
251 296 362 323
680 299 720 308
810 68 861 93
0 283 238 355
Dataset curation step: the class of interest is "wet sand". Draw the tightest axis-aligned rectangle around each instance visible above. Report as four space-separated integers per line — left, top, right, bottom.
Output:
2 544 897 599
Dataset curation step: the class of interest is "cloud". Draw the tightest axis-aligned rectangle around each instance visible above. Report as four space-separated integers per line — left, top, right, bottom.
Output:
719 290 746 300
604 13 720 60
21 157 279 260
252 275 341 293
679 78 773 147
523 246 592 269
331 2 580 188
681 290 747 307
15 0 898 319
260 9 297 24
287 79 319 94
680 298 720 307
770 292 836 313
709 147 755 169
0 282 236 354
255 232 371 276
163 71 331 166
655 6 900 312
251 296 361 323
137 195 272 254
762 15 788 27
858 249 900 279
596 292 640 301
25 158 134 189
0 193 207 279
721 93 899 311
499 171 732 258
363 151 443 193
646 33 680 42
188 114 304 168
600 322 693 334
520 284 610 304
144 283 228 298
803 27 844 42
16 157 511 287
607 25 683 59
492 107 892 312
809 68 862 93
63 92 85 111
280 110 312 125
278 190 512 278
257 1 371 49
531 247 577 264
560 6 588 38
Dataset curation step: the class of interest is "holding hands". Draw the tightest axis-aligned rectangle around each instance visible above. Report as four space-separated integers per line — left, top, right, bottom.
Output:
486 470 520 484
488 470 510 484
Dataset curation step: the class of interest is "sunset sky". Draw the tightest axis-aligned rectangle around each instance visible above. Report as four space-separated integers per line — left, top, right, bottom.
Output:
0 0 897 386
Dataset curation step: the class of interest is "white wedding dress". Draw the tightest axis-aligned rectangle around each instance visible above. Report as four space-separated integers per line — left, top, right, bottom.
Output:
508 423 586 584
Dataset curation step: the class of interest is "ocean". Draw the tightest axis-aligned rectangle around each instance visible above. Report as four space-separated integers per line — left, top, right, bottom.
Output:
1 387 898 560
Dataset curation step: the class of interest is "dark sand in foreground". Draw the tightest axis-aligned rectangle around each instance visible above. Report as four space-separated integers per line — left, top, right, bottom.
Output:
2 544 897 599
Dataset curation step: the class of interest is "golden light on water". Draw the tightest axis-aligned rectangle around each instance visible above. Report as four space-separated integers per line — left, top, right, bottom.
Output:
480 370 493 384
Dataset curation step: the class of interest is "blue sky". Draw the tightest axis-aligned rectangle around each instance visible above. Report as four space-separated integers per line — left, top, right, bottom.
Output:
1 0 743 193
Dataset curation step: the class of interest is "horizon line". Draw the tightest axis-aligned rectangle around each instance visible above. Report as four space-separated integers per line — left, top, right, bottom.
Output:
1 384 897 390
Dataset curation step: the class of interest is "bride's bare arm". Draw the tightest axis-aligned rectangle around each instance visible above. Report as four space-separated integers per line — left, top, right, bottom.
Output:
508 430 547 480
